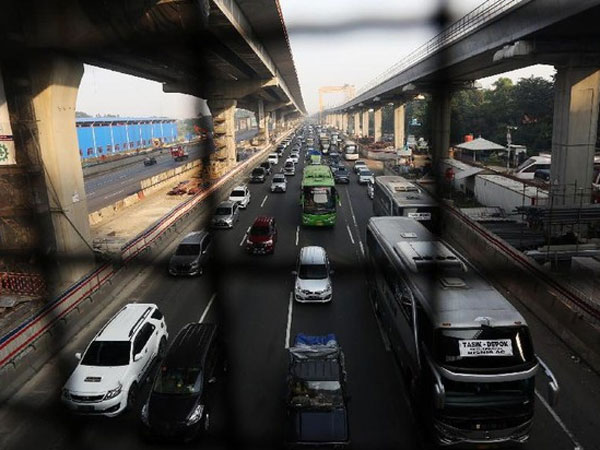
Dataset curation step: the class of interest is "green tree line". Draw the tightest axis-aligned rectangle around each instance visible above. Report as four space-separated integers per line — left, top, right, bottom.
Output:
383 76 554 155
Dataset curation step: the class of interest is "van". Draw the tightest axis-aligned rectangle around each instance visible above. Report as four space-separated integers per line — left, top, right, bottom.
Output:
141 323 223 441
293 246 333 303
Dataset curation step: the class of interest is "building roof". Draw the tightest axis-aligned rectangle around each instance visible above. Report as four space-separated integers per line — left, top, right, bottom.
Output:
76 117 176 125
455 137 506 152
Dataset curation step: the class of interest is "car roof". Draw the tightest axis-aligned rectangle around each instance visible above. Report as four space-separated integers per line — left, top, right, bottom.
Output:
163 323 218 369
97 303 157 341
299 246 327 265
217 200 235 208
252 215 273 227
180 231 207 245
231 185 247 191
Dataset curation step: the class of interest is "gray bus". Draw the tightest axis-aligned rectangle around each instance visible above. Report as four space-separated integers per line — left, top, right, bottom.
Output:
372 176 438 230
366 217 559 447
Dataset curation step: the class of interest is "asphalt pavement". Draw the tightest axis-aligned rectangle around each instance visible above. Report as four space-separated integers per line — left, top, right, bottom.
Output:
84 128 259 212
1 137 600 450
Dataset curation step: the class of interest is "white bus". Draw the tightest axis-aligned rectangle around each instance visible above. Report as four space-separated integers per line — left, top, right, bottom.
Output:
366 217 559 447
372 176 438 230
342 140 358 161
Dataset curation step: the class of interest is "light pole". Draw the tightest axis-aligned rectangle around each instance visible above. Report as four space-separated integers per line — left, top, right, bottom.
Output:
506 125 518 169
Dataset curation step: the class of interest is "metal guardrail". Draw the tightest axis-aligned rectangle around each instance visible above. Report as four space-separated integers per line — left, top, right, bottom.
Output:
347 0 526 103
0 138 282 369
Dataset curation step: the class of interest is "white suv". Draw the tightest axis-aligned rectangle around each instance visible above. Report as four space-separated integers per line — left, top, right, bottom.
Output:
268 153 279 165
61 303 168 417
229 185 251 208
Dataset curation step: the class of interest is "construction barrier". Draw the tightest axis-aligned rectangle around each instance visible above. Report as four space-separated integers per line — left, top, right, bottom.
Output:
0 272 46 297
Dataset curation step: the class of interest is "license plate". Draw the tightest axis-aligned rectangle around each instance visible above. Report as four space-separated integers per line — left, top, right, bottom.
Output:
78 405 95 412
407 212 431 221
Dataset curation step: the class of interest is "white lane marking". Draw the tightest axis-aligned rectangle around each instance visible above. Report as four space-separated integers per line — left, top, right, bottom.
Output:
198 293 216 323
260 195 268 207
346 186 360 228
346 225 355 245
358 240 365 257
285 292 294 349
295 226 300 246
535 390 583 450
239 233 247 247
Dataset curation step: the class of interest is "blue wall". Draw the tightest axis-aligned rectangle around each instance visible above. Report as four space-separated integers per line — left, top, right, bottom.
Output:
76 119 178 160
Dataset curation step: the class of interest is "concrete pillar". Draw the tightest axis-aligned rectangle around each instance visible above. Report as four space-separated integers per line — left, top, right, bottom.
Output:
272 109 278 132
394 103 405 149
207 98 237 179
354 113 361 138
374 106 383 142
341 113 348 133
362 110 370 138
431 90 451 167
257 98 269 143
551 66 600 205
2 55 93 290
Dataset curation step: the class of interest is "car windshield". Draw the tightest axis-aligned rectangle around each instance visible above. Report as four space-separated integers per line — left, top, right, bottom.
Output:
251 225 270 236
289 379 343 409
252 169 264 176
153 366 203 395
230 190 245 197
175 243 200 256
81 341 131 367
269 154 277 158
299 263 328 279
336 168 348 175
260 162 270 168
303 187 335 214
215 207 232 215
273 176 285 182
360 170 373 176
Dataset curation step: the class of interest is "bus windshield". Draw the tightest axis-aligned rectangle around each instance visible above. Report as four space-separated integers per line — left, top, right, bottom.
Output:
303 187 335 214
434 326 535 372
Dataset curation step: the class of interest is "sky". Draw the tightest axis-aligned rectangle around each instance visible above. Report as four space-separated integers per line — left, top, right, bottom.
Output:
76 0 555 118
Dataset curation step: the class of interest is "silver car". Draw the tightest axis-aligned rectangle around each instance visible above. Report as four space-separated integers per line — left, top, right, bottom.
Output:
358 168 374 184
169 231 212 276
210 201 240 229
271 174 288 192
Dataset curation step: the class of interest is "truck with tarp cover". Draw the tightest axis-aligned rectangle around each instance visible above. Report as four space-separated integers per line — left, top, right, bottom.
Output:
285 334 350 447
301 165 337 226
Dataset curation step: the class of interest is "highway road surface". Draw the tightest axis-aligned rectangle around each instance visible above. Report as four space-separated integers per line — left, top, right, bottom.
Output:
84 128 259 212
1 136 599 450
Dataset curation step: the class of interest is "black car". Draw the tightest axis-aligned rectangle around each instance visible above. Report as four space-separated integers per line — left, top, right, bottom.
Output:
144 156 157 166
250 167 267 183
141 323 223 442
260 161 273 175
276 144 285 156
333 166 350 184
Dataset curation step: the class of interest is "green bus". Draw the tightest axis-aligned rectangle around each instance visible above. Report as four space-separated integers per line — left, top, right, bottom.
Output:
301 165 338 226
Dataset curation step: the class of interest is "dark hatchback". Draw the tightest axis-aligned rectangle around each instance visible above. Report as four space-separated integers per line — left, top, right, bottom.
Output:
250 167 267 183
333 166 350 184
246 216 277 254
141 323 222 442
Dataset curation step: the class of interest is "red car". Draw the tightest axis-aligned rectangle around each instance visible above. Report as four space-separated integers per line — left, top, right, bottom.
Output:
246 216 278 254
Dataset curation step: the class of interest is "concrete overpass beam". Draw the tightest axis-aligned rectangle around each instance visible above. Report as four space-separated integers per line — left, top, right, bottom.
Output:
362 110 370 138
2 55 92 290
394 103 405 149
551 66 600 205
207 98 237 178
374 106 383 142
431 89 451 166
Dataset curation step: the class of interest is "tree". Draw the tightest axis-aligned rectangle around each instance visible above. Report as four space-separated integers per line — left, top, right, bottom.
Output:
76 111 92 118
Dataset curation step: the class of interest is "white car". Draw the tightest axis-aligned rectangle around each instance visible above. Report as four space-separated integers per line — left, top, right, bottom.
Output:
228 185 251 208
289 153 299 164
271 174 288 192
62 304 168 417
293 246 333 303
357 168 375 185
353 160 367 174
268 153 279 165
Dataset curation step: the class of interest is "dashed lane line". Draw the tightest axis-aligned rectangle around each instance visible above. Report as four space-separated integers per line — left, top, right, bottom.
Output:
535 390 583 450
284 292 294 349
346 224 355 245
198 293 216 323
260 194 268 208
295 225 300 246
